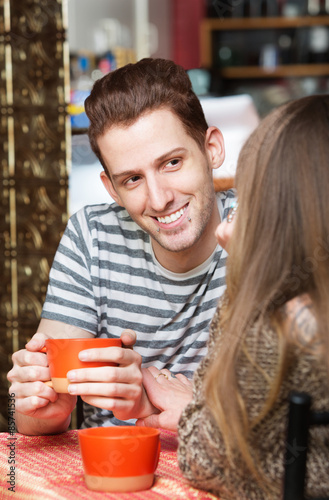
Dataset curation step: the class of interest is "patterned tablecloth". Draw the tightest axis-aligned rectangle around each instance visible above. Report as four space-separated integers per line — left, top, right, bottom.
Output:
0 429 218 499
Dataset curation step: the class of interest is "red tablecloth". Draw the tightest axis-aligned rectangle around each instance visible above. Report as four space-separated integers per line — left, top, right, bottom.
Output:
0 429 218 499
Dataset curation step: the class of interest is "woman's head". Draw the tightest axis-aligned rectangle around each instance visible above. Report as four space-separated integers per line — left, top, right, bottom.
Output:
229 95 329 311
85 58 209 174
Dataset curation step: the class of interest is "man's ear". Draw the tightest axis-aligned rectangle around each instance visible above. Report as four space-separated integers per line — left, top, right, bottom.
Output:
100 171 123 206
204 126 225 171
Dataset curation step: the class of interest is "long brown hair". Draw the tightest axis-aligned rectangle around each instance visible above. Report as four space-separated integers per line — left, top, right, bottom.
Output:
84 58 208 175
205 95 329 493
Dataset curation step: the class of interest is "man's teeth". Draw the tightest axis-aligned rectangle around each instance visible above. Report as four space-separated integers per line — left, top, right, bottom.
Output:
157 208 185 224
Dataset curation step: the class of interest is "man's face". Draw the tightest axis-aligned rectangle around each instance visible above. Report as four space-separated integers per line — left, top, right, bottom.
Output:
98 108 224 271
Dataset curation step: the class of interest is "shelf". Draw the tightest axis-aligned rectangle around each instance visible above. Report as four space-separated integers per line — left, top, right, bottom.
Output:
200 15 329 68
220 64 329 79
202 15 329 31
71 127 88 135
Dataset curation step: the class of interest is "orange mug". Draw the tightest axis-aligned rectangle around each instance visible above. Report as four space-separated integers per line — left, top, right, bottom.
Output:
78 426 161 492
40 337 122 393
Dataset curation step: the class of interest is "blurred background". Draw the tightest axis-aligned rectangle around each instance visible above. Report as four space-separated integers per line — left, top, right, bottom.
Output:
67 0 329 210
68 0 329 119
1 0 329 430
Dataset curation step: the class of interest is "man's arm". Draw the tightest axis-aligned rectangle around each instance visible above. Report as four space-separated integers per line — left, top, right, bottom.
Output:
37 318 94 338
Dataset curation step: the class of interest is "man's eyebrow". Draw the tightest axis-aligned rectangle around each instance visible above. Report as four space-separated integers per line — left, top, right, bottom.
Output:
111 169 142 182
155 147 187 164
111 147 187 182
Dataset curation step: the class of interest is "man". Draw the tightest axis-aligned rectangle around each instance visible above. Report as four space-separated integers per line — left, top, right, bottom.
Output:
8 58 235 434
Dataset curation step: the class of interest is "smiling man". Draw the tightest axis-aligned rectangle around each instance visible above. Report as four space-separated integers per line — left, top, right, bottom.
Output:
8 58 235 435
98 107 222 272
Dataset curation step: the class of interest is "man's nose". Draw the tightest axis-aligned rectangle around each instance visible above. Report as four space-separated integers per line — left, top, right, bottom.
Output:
146 176 174 213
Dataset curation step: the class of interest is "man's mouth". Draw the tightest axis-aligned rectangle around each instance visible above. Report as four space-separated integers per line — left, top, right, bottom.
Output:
156 204 188 225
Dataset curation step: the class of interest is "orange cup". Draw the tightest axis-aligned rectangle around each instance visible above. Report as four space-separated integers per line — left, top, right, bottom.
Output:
78 426 161 492
41 337 122 393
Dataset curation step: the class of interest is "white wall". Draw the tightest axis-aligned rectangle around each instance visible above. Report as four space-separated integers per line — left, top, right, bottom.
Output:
67 0 134 53
67 0 172 59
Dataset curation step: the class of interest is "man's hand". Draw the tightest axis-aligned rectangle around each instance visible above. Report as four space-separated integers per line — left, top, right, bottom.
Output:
135 367 193 431
66 329 156 421
7 332 77 434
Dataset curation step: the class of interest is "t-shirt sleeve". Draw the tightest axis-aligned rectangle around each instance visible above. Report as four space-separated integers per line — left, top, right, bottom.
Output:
41 209 98 334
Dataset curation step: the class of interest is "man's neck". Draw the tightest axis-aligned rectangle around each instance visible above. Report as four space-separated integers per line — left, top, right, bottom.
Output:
152 238 219 274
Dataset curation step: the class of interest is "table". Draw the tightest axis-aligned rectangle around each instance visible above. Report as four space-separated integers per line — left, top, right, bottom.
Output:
0 429 218 499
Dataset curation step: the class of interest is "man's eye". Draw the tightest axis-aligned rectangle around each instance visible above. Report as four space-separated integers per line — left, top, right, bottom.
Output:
166 159 180 168
126 175 141 185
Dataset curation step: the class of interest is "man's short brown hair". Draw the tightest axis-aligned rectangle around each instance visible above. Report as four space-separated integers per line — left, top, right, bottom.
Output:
85 58 209 174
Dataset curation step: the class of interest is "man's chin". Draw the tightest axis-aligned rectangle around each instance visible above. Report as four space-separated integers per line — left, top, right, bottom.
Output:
152 231 197 254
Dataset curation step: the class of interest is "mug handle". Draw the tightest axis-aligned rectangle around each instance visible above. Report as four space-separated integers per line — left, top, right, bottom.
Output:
38 346 54 389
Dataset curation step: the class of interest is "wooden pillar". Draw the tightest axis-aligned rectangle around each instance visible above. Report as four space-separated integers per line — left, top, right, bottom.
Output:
0 0 70 431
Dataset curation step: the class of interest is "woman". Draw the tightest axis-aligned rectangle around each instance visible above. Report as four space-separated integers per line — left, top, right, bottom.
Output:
138 95 329 499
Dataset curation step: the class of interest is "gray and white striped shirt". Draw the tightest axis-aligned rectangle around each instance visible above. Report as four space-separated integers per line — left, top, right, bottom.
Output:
42 190 235 426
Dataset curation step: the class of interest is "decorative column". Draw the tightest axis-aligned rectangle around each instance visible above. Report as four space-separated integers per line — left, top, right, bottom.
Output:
0 0 70 431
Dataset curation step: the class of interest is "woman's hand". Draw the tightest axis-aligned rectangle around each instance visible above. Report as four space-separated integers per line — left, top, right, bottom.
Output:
135 367 193 431
216 201 238 251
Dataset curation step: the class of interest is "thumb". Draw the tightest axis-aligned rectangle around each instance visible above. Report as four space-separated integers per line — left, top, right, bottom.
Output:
120 329 136 349
136 414 162 429
25 332 49 351
137 412 178 432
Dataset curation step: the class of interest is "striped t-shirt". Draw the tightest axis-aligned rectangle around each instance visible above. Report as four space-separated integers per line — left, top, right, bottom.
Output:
41 190 235 427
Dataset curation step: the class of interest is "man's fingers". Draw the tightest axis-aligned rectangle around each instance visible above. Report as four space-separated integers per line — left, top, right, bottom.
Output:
8 364 51 384
25 332 49 351
11 349 49 369
68 380 142 400
80 395 137 420
78 345 140 367
67 365 143 385
14 396 51 415
11 381 58 401
120 329 137 348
